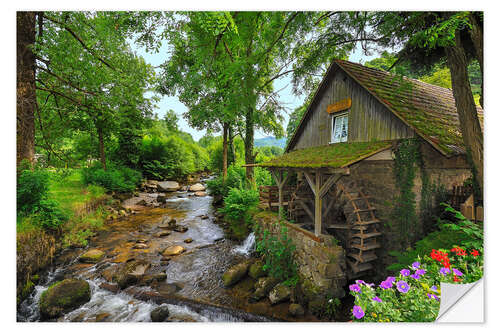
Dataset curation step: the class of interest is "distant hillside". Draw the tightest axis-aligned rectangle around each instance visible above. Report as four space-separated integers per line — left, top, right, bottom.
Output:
254 136 287 148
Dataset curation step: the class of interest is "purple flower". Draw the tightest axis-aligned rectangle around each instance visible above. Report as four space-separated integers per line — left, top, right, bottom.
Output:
412 261 421 269
415 269 426 276
355 279 366 285
349 284 361 293
365 283 375 288
372 296 382 303
431 285 438 292
400 269 411 277
410 273 421 280
396 280 410 293
427 293 439 301
440 267 451 276
352 305 365 319
386 276 396 283
379 280 393 290
453 268 463 277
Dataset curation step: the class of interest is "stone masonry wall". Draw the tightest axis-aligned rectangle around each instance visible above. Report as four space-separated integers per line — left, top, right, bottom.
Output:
253 211 347 301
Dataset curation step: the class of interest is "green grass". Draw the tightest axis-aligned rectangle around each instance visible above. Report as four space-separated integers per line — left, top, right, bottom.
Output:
17 169 109 248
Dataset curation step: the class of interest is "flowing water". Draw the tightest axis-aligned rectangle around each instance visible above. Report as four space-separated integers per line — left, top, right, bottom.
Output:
17 181 279 322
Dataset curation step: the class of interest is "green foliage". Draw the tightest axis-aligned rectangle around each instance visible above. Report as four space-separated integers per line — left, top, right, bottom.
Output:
206 165 246 197
220 187 259 225
17 168 50 215
29 199 69 230
392 139 420 248
254 223 298 286
82 163 142 193
439 204 483 249
139 133 208 180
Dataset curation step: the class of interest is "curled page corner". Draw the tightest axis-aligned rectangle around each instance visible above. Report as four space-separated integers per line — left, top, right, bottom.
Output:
436 278 484 322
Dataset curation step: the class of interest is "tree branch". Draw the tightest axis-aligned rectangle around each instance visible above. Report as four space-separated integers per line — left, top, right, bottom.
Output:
44 14 116 71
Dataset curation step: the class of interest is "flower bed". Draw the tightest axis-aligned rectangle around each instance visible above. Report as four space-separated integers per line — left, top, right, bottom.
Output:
350 246 483 322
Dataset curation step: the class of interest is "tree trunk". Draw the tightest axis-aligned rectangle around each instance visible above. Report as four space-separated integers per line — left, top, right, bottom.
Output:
222 122 229 182
468 13 483 108
17 12 37 168
445 32 483 193
97 126 106 170
244 106 255 185
228 125 235 166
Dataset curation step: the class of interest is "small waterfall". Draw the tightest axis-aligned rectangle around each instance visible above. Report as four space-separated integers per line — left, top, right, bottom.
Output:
233 232 255 256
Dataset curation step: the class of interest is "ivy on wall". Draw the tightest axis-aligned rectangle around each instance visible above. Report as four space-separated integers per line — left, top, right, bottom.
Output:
392 139 420 249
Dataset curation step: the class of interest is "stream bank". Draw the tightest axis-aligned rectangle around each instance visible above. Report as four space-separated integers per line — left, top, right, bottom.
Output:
17 175 322 322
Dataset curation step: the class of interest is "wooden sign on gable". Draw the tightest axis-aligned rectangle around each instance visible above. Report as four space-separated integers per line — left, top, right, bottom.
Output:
326 98 352 114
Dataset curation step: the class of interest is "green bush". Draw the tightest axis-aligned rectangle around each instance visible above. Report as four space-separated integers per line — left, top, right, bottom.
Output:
30 199 69 230
206 165 246 197
139 134 208 180
255 222 298 286
81 163 142 193
17 168 50 215
220 187 259 224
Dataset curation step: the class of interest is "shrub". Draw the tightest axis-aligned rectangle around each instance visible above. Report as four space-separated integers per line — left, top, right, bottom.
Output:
220 187 259 224
254 222 298 286
30 199 69 230
207 165 246 198
387 203 483 272
17 168 50 215
81 163 141 193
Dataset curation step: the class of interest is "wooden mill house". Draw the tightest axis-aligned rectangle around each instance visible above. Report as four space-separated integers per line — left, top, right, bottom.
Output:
253 59 483 278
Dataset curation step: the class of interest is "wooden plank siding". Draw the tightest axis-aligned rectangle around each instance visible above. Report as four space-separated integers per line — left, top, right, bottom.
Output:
292 68 415 151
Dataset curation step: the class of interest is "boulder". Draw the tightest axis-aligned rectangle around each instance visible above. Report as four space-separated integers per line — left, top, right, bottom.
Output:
248 260 266 279
158 217 177 229
162 245 186 256
194 191 207 197
132 243 148 250
157 181 180 192
142 273 168 285
269 283 292 305
251 277 279 301
79 249 105 263
289 303 305 317
39 279 91 319
116 260 150 289
154 230 171 238
157 194 167 203
184 238 193 243
189 183 205 192
174 225 188 233
150 305 170 322
222 261 251 287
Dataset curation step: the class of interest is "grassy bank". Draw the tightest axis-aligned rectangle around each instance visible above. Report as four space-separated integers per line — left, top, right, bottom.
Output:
17 169 111 305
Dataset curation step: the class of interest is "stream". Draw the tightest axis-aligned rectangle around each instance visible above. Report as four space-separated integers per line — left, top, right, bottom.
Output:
17 179 278 322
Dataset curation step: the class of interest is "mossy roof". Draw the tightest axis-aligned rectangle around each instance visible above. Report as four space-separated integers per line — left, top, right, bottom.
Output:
286 59 484 156
335 60 483 156
259 141 392 169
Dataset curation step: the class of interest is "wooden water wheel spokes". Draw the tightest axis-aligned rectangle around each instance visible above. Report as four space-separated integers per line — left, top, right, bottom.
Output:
334 184 382 278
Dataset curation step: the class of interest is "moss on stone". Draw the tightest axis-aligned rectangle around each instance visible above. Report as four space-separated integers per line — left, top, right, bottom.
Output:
39 279 91 319
259 141 392 169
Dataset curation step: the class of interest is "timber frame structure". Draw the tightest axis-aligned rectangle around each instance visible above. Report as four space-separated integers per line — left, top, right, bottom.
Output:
248 59 482 278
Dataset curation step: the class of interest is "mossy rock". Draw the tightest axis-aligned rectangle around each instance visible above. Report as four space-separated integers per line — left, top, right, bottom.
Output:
222 261 251 287
79 249 105 263
248 260 266 279
150 305 170 322
116 260 150 289
269 283 292 305
251 277 279 302
39 279 91 319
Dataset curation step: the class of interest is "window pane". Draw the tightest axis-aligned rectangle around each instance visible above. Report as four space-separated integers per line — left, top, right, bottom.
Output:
332 114 348 143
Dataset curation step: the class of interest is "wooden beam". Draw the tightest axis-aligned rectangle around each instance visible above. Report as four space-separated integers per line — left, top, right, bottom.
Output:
304 171 316 196
298 200 314 222
319 174 342 198
314 171 322 236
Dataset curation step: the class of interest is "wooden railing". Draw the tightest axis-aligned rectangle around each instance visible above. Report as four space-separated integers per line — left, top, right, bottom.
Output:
259 185 294 211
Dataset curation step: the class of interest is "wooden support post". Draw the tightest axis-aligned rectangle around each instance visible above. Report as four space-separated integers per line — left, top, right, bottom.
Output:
304 171 342 236
271 169 290 217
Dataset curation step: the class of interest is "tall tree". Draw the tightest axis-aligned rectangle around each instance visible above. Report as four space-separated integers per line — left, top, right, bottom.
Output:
17 12 37 167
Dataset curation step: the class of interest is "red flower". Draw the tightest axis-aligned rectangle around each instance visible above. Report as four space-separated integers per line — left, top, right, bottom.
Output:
471 250 480 257
453 275 462 283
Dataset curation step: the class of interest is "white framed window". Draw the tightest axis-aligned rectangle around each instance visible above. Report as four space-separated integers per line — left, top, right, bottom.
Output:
331 112 349 143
